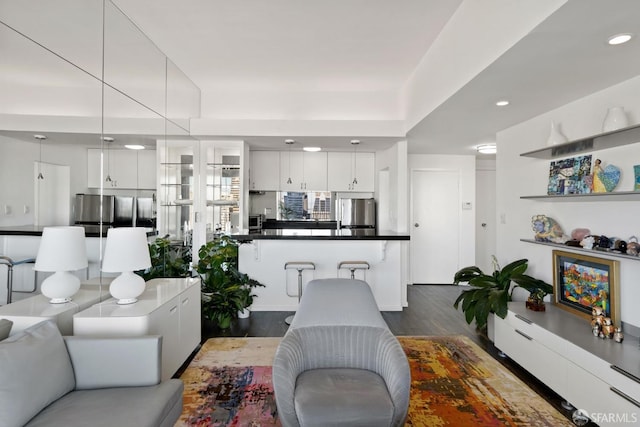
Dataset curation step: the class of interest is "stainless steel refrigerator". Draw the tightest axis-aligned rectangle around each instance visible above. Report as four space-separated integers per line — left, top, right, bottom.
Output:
338 198 376 229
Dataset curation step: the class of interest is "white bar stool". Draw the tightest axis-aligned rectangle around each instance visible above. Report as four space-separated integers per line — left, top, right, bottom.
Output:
0 256 38 304
338 260 370 280
284 261 315 325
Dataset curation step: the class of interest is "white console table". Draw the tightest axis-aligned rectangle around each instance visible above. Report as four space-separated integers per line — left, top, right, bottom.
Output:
0 285 110 336
494 303 640 426
73 277 201 380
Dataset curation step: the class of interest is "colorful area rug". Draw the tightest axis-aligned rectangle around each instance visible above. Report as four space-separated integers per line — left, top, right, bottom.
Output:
176 336 572 427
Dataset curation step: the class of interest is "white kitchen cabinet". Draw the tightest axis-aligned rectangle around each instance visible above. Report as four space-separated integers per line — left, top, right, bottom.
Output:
88 148 146 189
73 278 201 381
327 152 375 192
137 149 157 189
250 151 280 191
279 151 327 191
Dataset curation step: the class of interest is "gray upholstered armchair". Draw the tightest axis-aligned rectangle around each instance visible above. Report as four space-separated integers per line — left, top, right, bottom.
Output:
273 325 411 427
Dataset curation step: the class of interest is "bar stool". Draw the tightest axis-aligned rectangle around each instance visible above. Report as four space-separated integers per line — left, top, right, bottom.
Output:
0 256 37 304
338 261 370 280
284 261 315 325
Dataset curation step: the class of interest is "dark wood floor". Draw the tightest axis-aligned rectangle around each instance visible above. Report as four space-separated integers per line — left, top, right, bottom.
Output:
197 284 591 426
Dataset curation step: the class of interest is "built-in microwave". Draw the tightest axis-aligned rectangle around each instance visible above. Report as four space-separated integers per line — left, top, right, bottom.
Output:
248 214 264 232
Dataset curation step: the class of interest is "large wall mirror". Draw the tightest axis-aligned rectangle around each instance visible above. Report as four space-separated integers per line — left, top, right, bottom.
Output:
0 0 200 299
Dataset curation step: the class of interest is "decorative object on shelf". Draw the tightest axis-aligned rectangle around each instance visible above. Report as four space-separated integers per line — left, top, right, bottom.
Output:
580 235 595 249
602 106 629 132
531 215 568 243
546 120 568 146
613 327 624 343
626 236 639 256
197 235 264 329
634 165 640 190
102 227 152 305
591 159 620 193
547 155 592 195
453 256 552 330
571 228 591 241
34 226 88 304
552 250 620 326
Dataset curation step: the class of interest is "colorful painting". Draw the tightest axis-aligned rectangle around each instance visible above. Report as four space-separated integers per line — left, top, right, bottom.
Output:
553 250 620 325
547 155 592 195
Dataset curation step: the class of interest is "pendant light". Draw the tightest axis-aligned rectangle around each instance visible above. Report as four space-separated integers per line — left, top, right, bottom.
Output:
34 134 47 180
103 136 114 183
285 139 294 184
350 140 360 186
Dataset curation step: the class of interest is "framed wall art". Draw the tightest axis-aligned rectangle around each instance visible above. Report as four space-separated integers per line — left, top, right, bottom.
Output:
552 250 620 325
547 155 592 195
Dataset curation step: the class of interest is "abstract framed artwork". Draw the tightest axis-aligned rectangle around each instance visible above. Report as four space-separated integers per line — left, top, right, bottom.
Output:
547 155 592 195
552 250 620 325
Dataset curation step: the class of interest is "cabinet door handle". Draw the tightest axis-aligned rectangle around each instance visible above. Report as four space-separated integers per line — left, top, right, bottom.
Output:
610 365 640 385
515 329 533 341
610 386 640 408
169 306 178 314
515 314 533 324
182 297 189 306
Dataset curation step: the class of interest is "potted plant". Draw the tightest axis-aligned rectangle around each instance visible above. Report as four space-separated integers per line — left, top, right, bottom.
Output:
196 235 264 329
453 257 553 332
139 236 192 280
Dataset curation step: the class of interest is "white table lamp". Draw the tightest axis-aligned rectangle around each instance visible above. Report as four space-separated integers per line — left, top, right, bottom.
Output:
34 226 88 304
102 227 151 304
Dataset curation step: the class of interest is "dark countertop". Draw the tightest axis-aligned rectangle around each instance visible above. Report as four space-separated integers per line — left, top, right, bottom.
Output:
233 229 410 242
262 219 338 229
0 225 158 238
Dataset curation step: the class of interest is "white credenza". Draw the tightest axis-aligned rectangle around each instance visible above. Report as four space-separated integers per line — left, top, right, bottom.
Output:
0 286 110 336
494 303 640 426
73 278 201 380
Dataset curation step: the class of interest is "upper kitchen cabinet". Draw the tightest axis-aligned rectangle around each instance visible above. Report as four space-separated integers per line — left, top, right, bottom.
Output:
250 151 280 191
88 148 156 190
137 149 157 189
328 152 375 192
280 151 327 191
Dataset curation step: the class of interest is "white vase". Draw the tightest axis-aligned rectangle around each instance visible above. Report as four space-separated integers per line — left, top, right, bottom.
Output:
602 106 628 132
546 121 567 146
238 308 250 319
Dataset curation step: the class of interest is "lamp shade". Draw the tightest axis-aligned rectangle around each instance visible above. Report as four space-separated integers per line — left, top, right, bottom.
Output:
34 226 88 304
102 227 151 305
102 227 151 273
35 226 88 272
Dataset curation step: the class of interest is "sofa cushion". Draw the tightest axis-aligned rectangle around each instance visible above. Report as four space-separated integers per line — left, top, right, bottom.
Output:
0 318 12 341
24 379 184 427
0 320 75 427
294 368 394 427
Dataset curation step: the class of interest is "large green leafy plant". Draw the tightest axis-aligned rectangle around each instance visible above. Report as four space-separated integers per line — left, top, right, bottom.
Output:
196 235 264 329
140 237 192 280
453 257 553 329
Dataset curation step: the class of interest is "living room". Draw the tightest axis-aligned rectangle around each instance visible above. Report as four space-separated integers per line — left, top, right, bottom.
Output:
2 1 640 426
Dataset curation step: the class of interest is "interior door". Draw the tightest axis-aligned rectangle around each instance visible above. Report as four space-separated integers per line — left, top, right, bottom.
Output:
476 168 496 274
411 169 460 284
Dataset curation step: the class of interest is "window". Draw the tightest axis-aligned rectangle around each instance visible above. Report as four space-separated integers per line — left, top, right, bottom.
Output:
278 192 332 220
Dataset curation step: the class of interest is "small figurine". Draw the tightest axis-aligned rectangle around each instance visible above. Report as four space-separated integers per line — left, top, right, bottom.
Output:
531 215 568 243
614 328 624 343
601 317 615 339
581 235 595 250
627 236 640 256
592 324 601 337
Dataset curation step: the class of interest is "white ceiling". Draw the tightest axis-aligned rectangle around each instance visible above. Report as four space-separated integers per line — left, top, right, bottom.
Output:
109 0 640 156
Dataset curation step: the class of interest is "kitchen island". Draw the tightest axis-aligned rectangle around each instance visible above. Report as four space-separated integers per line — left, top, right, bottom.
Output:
236 230 409 311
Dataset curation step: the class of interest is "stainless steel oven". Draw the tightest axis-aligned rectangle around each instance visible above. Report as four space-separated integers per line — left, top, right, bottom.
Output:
248 214 264 232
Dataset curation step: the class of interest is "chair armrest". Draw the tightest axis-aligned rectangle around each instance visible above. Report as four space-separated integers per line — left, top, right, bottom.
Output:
64 335 162 390
272 333 305 427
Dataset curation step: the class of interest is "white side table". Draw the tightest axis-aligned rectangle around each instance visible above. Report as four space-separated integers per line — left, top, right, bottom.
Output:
73 278 201 380
0 286 109 336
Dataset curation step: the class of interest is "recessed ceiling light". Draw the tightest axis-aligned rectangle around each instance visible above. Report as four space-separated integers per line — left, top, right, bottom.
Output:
284 139 295 144
33 134 47 140
495 100 509 107
102 136 114 143
350 139 361 145
303 146 321 152
125 144 145 150
608 33 633 45
476 143 497 154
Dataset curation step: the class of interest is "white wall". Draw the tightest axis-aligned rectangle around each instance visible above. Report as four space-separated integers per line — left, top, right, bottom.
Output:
408 154 476 270
496 75 640 330
0 136 89 226
375 140 408 233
